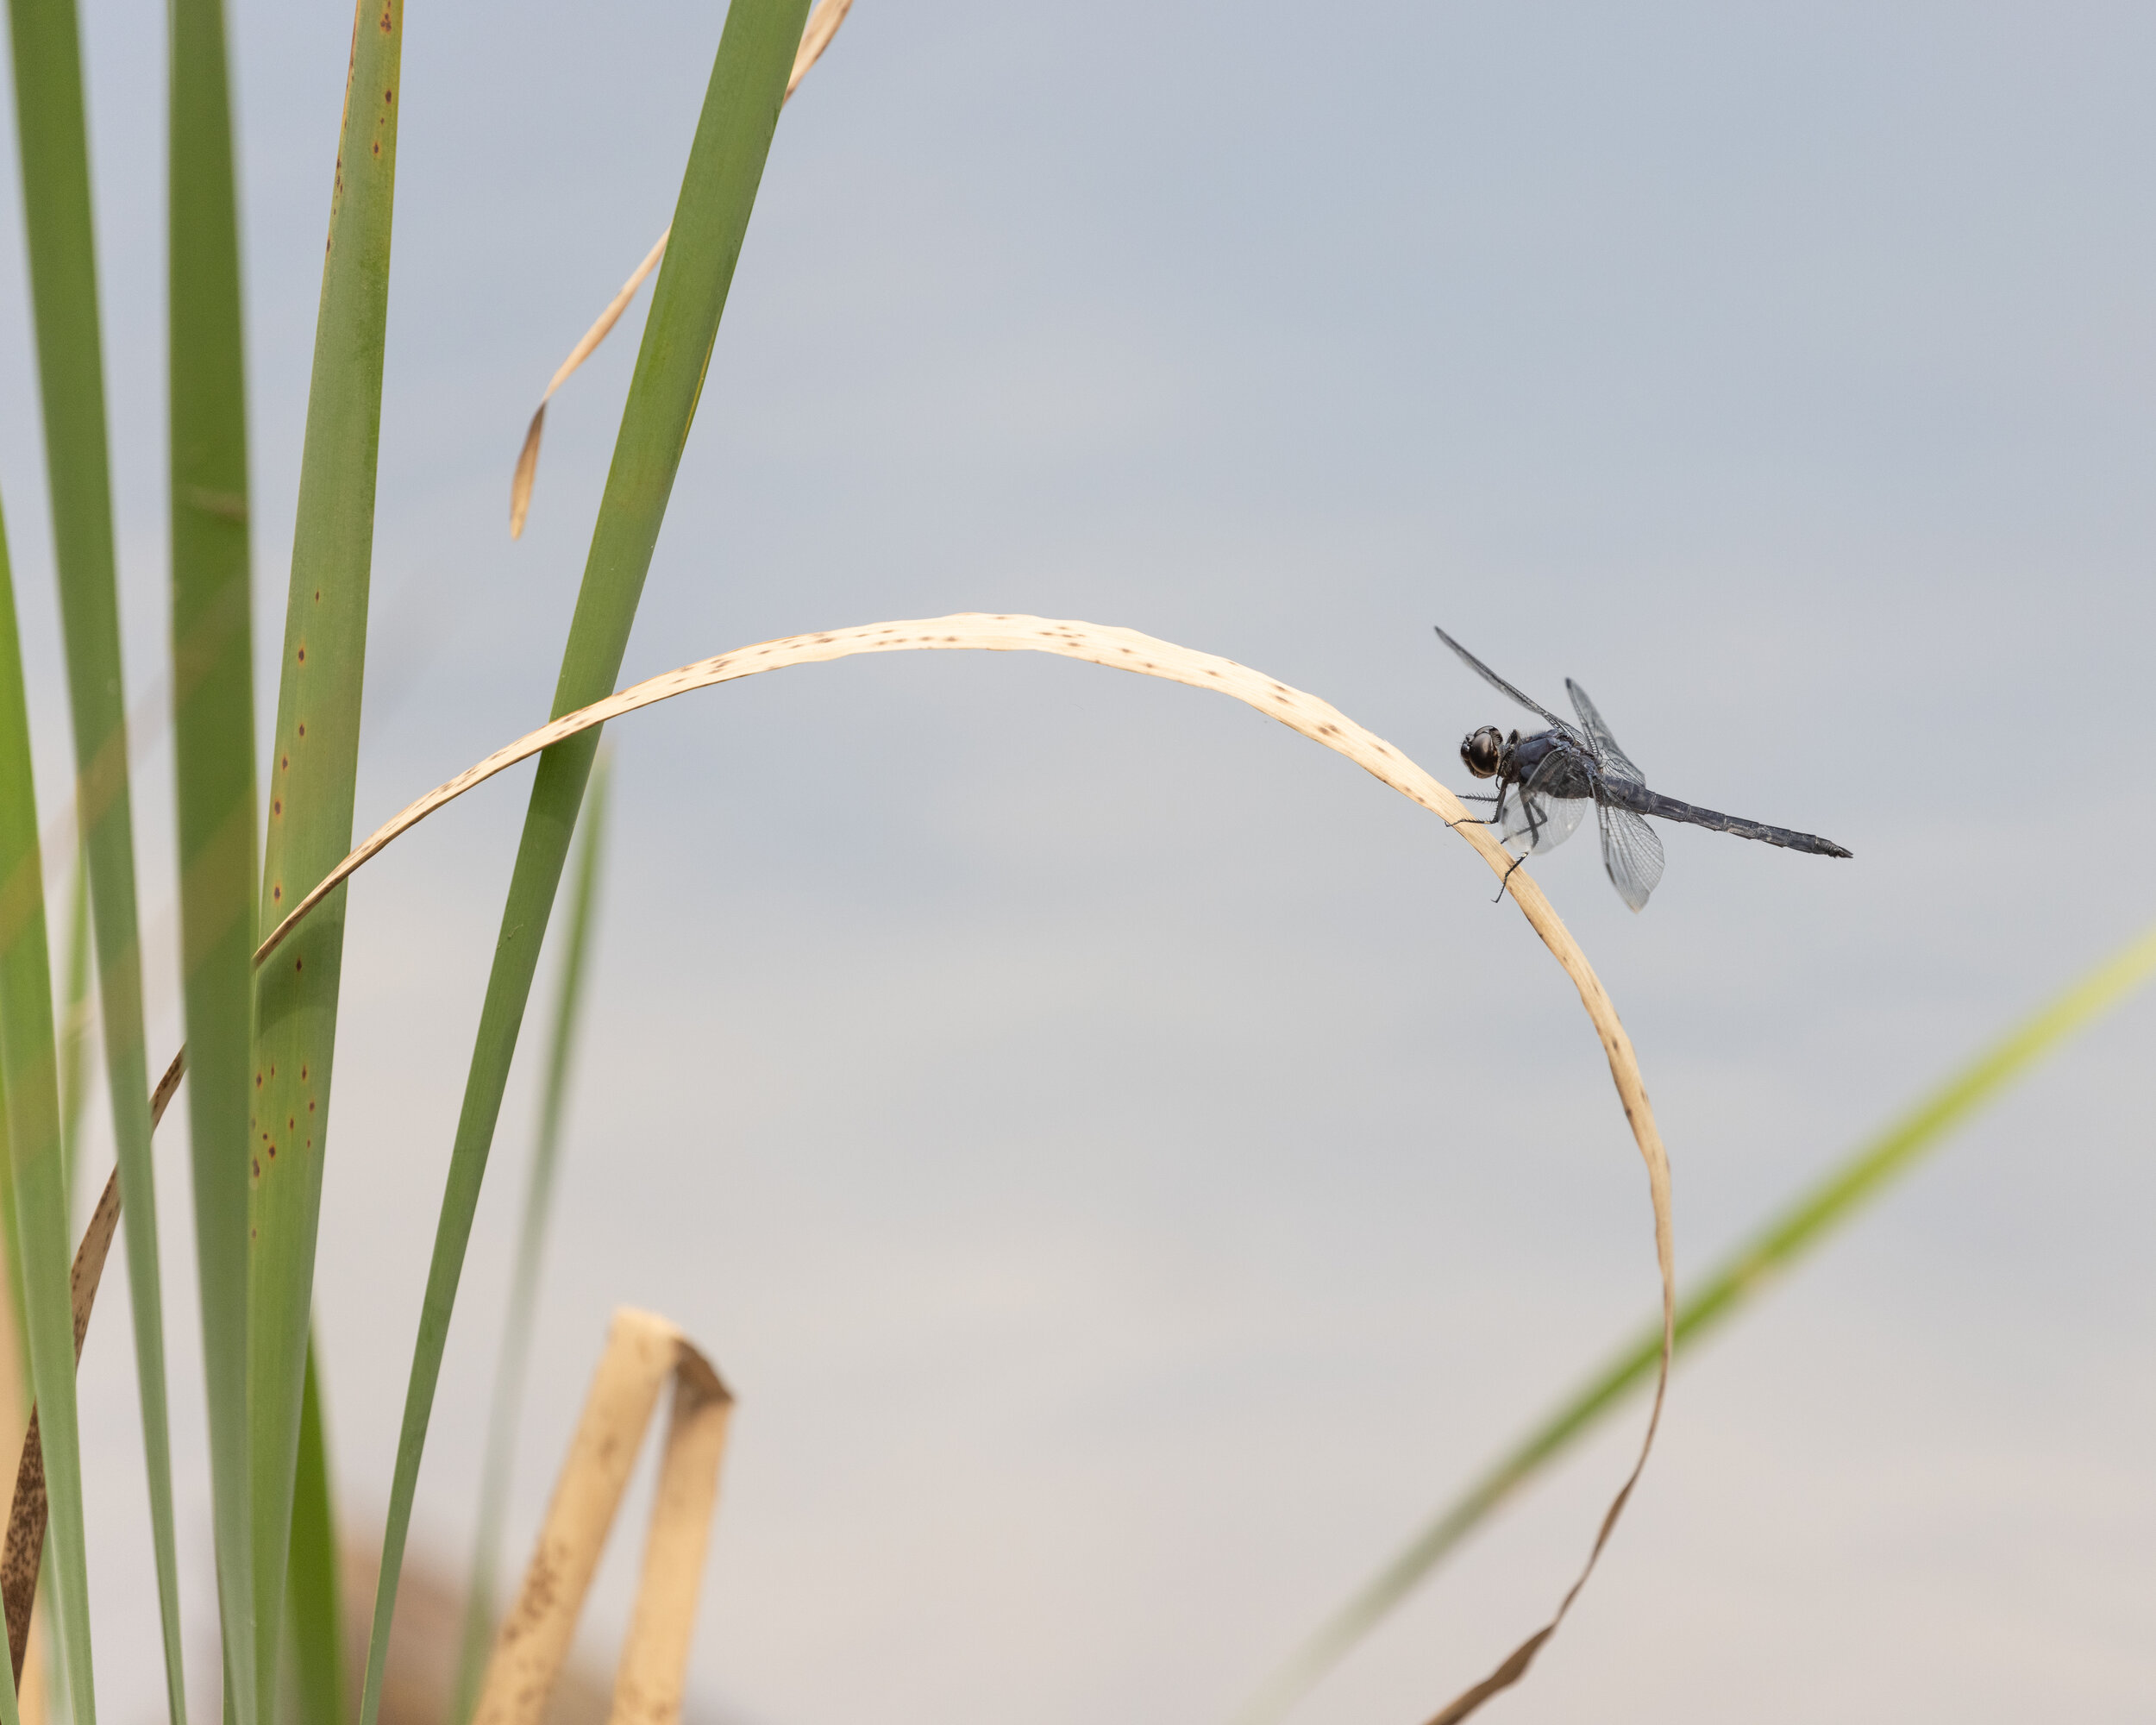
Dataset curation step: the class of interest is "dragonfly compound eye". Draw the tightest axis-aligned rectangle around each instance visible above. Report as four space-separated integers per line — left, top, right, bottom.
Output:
1460 726 1504 778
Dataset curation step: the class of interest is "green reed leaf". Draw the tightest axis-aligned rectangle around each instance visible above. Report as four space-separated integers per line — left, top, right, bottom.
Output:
281 1333 346 1725
5 0 190 1701
451 753 611 1722
0 493 93 1717
356 5 807 1720
247 0 405 1714
169 0 255 1716
56 847 89 1212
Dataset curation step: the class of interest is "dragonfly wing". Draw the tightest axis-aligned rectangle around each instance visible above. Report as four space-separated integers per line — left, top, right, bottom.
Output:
1434 626 1580 737
1597 800 1665 912
1564 678 1645 784
1502 751 1591 856
1507 791 1589 856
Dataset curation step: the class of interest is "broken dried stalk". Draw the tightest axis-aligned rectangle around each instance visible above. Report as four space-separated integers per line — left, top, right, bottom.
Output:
243 612 1671 1722
509 0 856 537
470 1308 732 1725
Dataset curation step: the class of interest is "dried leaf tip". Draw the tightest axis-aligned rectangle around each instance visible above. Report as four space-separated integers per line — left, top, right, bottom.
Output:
508 0 857 539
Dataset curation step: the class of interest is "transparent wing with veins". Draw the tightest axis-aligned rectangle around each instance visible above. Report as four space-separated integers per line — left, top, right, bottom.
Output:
1597 800 1665 911
1501 748 1590 857
1564 677 1645 786
1434 626 1584 743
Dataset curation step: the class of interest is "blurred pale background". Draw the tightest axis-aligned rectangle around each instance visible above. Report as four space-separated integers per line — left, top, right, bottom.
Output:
0 1 2150 1720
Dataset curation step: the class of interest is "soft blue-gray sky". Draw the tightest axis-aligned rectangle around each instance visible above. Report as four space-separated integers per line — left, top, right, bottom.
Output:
1 2 2151 1721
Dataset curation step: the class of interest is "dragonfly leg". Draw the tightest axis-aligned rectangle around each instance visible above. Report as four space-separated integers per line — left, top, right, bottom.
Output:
1446 788 1504 833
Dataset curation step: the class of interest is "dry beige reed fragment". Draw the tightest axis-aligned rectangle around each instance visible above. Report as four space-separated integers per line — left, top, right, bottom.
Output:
471 1308 733 1725
3 1048 188 1680
508 0 856 538
248 613 1673 1722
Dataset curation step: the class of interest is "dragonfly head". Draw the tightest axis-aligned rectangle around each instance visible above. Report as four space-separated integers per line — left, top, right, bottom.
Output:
1460 725 1506 779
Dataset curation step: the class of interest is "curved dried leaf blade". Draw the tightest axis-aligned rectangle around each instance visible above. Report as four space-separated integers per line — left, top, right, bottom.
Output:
250 614 1673 1718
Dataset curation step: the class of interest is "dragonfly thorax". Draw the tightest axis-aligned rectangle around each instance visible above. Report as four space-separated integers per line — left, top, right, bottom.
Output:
1460 725 1507 779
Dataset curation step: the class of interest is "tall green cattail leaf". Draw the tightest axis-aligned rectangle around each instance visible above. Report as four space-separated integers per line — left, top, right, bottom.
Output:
450 754 611 1722
170 0 256 1713
357 4 807 1717
248 0 404 1713
56 849 89 1211
1230 920 2156 1725
283 1335 345 1725
0 497 94 1716
6 0 182 1705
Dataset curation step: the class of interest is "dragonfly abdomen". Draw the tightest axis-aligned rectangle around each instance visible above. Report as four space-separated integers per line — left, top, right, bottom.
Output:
1603 779 1852 858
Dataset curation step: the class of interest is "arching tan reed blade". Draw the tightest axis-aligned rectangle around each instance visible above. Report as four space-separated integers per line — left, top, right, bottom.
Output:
247 613 1672 1722
471 1308 732 1725
509 0 857 538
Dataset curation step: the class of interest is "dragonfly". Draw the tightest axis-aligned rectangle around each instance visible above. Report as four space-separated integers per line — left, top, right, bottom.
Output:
1434 625 1852 912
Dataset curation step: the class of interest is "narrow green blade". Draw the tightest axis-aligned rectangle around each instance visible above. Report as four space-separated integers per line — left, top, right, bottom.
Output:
358 4 807 1719
57 845 90 1210
248 0 405 1712
170 0 257 1716
0 1563 18 1725
282 1333 346 1725
1232 921 2156 1725
5 0 184 1706
450 754 611 1722
0 495 94 1716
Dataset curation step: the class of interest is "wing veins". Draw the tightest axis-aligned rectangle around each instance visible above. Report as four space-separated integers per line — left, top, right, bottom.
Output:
1565 677 1645 785
1434 626 1580 738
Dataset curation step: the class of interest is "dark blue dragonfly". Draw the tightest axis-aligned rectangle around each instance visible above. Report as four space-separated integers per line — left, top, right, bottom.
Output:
1436 626 1852 911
